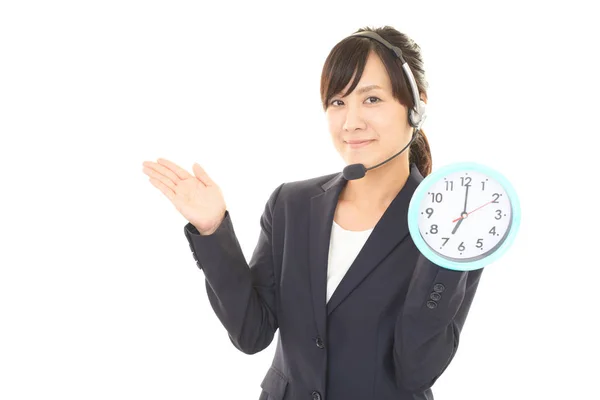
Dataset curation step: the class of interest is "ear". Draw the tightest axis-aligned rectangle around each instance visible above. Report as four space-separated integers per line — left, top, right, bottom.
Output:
420 93 428 104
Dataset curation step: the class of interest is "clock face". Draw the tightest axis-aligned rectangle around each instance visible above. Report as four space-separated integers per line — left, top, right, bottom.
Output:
416 169 513 262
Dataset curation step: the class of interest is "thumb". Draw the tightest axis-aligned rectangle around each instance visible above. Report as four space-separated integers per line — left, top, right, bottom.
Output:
193 163 215 186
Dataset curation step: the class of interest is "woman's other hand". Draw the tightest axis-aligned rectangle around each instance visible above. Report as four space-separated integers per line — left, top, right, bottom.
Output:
142 158 226 235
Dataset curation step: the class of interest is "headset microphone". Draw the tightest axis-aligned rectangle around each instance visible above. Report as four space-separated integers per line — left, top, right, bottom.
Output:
340 31 427 181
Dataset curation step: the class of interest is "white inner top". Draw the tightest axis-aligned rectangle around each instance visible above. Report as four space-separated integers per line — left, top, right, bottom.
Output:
326 220 374 303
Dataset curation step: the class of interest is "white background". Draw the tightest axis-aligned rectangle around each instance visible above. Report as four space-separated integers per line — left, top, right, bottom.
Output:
1 1 598 399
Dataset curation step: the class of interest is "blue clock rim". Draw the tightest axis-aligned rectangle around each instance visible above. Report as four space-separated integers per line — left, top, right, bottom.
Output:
407 161 521 271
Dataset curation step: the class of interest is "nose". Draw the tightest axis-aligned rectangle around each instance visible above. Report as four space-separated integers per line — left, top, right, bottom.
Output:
342 103 367 132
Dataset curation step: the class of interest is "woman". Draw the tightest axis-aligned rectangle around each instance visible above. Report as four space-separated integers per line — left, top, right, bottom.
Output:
142 26 483 400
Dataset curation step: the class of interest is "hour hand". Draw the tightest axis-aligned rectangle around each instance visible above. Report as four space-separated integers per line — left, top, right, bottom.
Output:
451 217 463 234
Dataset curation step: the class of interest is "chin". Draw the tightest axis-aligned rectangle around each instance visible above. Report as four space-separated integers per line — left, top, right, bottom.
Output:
338 141 381 164
343 153 380 167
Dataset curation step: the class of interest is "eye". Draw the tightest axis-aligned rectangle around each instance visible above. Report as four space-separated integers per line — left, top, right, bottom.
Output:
329 97 381 107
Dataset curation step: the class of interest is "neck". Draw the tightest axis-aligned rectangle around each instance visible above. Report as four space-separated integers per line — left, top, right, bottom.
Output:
340 154 411 210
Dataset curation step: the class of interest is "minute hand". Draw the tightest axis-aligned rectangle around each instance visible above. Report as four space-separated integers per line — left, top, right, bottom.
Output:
452 184 470 235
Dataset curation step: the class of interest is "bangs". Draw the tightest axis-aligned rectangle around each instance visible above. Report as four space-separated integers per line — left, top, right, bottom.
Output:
320 35 414 112
320 38 372 110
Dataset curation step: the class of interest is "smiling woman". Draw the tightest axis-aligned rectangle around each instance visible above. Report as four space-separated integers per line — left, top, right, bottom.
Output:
321 27 432 183
144 25 484 400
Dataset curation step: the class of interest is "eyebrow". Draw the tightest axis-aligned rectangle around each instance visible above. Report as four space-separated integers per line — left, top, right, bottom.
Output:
333 84 384 99
355 84 383 95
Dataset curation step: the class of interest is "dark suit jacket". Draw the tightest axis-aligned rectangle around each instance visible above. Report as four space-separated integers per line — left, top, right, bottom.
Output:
184 162 483 400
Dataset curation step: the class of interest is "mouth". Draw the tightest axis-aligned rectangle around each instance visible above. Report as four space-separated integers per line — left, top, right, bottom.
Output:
345 139 374 149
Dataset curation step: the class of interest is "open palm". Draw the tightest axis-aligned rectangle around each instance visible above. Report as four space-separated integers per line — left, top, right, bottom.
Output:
142 158 226 235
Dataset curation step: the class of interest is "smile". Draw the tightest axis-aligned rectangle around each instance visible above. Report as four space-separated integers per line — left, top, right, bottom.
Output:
345 140 374 149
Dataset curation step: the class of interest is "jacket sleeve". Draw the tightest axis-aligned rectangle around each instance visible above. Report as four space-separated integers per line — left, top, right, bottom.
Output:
393 253 484 392
183 183 285 355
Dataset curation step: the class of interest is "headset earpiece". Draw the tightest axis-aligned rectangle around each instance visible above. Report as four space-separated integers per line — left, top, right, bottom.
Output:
409 99 427 129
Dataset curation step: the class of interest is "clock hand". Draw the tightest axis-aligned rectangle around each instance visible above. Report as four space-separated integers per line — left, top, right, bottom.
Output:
463 184 469 213
451 217 463 234
452 200 494 223
452 185 469 235
451 184 470 235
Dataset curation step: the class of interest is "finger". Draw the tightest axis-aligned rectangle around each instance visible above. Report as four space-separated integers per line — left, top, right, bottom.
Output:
156 158 192 180
143 161 181 185
143 166 177 192
149 177 175 201
193 163 215 186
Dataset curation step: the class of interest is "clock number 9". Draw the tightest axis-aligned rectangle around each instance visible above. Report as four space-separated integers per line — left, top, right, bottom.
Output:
425 208 434 218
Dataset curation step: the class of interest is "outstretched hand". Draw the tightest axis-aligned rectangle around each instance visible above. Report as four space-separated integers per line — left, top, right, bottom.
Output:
142 158 226 235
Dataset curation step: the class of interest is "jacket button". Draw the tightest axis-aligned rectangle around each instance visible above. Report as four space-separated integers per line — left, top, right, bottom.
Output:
433 283 445 293
430 292 441 301
315 337 324 349
426 300 438 309
311 391 322 400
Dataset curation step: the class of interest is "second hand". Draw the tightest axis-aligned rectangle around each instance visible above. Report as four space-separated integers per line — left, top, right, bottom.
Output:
452 200 493 223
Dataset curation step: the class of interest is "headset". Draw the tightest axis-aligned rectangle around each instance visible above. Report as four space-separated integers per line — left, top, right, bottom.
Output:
341 31 428 180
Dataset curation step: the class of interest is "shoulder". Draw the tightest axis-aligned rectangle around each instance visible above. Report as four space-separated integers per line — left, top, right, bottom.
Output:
269 171 342 207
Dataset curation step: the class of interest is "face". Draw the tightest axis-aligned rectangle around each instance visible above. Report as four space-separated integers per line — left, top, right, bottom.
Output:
325 51 412 169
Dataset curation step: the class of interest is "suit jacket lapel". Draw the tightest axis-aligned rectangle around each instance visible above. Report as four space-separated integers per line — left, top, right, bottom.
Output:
308 172 345 341
308 164 424 332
